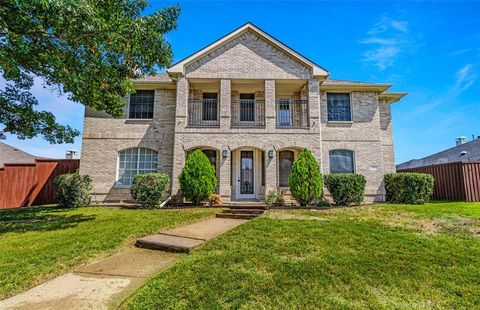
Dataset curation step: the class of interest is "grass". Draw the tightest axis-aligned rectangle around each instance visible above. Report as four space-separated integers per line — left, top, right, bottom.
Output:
125 202 480 309
0 205 218 299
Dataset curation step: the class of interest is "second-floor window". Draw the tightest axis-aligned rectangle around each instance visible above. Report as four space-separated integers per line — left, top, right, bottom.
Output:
202 93 218 121
129 90 154 119
327 93 351 122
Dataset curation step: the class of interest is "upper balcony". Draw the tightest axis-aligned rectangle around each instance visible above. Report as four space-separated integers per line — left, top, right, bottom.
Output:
275 99 309 128
186 79 310 129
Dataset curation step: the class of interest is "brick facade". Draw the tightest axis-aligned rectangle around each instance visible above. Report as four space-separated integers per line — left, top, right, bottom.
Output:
80 26 401 204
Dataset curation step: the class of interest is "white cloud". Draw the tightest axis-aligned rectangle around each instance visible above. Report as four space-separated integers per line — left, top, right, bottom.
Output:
452 64 476 93
360 15 410 70
412 64 477 115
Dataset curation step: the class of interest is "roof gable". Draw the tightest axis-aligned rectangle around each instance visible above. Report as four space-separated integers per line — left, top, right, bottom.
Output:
168 23 329 78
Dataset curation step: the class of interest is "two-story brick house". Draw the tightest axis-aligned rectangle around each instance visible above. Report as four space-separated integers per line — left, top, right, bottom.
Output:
80 23 406 204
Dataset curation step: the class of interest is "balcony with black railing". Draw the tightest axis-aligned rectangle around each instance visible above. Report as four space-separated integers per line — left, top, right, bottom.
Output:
188 99 220 127
231 99 265 127
276 99 309 128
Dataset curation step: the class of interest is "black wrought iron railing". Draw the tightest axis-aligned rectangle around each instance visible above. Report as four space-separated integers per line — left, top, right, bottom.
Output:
231 99 265 127
276 99 309 128
188 99 220 127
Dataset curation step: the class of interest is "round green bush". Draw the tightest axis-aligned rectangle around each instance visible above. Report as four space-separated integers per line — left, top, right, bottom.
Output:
384 173 434 204
324 173 366 206
54 171 92 208
179 150 217 205
130 173 170 208
288 148 323 206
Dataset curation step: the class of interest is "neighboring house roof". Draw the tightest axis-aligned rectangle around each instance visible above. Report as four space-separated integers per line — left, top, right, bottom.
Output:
167 22 330 78
397 138 480 170
0 142 41 168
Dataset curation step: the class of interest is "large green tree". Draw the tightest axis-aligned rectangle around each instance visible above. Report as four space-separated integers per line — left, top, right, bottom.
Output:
0 0 179 143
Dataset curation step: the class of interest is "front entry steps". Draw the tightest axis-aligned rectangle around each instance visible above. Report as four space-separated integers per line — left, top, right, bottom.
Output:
216 205 267 220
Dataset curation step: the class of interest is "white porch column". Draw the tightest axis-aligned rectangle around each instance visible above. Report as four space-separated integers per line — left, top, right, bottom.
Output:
308 79 322 161
171 76 189 195
265 79 276 131
264 79 277 194
218 148 231 201
220 79 231 130
265 149 277 195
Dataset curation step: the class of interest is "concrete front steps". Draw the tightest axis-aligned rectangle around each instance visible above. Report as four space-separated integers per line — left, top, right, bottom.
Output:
216 205 267 220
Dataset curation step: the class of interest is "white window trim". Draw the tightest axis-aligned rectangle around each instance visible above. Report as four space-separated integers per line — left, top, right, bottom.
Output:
116 147 158 187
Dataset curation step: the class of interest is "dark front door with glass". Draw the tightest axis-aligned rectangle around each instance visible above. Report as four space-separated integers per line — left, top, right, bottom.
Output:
240 150 254 195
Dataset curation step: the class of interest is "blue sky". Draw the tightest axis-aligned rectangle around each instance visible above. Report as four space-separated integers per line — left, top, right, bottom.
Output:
2 1 479 164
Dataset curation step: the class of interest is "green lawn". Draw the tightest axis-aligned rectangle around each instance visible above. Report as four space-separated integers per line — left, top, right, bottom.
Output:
126 202 480 309
0 206 217 299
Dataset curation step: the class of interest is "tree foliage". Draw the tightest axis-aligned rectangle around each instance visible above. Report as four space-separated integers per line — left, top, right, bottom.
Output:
0 0 179 143
179 150 217 205
288 149 323 206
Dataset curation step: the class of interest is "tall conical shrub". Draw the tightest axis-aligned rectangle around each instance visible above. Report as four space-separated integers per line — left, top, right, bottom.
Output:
179 150 217 204
288 148 323 206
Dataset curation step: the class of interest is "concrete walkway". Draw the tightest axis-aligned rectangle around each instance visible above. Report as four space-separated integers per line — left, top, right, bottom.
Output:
0 217 247 310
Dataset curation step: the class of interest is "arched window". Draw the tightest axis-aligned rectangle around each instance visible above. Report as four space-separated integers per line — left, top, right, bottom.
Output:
279 150 295 187
117 148 158 186
329 150 354 173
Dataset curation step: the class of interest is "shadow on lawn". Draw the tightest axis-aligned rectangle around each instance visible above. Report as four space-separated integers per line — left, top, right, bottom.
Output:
0 206 95 234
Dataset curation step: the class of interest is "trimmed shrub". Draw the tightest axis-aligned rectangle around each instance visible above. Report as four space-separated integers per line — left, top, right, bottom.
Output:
288 149 323 206
324 174 366 206
54 171 92 208
384 173 434 204
208 193 222 207
130 173 170 208
179 150 217 205
265 190 285 207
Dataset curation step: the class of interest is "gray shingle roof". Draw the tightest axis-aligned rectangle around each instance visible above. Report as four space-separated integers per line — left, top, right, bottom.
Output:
323 79 379 85
0 142 41 168
397 138 480 170
134 72 171 82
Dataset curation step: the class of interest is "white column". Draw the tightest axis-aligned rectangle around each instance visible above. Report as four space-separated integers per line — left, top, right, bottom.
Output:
171 76 189 195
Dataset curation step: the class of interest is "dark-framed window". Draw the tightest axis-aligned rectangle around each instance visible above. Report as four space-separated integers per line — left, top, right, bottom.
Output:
329 150 354 173
129 90 154 119
240 93 255 122
327 93 351 121
202 93 218 121
279 150 294 187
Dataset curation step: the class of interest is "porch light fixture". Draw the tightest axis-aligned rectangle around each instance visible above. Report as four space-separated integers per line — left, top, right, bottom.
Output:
268 150 274 158
222 149 228 158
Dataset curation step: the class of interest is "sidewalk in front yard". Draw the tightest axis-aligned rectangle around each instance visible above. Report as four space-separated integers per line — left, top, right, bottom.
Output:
0 217 247 310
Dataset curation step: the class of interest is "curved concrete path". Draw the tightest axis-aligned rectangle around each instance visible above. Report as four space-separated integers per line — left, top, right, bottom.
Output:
0 217 247 310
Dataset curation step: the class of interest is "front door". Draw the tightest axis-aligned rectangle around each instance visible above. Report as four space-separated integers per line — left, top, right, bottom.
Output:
238 150 255 199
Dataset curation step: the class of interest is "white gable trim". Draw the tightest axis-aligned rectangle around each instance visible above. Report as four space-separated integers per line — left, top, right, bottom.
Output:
168 23 329 78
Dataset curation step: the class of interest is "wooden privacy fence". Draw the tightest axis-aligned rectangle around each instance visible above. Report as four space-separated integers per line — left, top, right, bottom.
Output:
0 159 80 209
398 161 480 202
